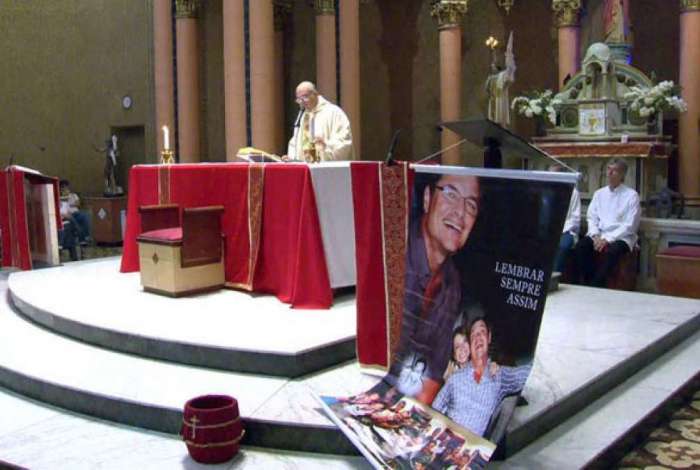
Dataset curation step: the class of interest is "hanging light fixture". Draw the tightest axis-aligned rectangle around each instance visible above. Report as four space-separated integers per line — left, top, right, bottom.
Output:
498 0 514 14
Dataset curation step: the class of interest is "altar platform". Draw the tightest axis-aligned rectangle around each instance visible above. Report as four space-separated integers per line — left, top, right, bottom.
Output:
1 258 700 468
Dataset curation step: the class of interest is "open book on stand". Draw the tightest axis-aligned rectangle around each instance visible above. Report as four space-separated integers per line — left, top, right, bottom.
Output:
236 147 282 163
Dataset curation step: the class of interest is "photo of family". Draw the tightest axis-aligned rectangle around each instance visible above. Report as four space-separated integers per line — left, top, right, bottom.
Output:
321 384 495 469
321 167 573 469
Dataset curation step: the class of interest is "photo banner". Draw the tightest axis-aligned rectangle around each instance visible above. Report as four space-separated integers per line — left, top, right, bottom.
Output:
324 162 577 468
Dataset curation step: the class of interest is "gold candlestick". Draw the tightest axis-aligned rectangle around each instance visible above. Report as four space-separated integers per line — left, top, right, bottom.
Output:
161 149 175 164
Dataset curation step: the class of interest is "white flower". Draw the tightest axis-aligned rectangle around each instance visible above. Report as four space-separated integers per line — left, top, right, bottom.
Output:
667 96 688 112
658 80 674 92
548 110 557 125
625 80 686 117
512 89 561 121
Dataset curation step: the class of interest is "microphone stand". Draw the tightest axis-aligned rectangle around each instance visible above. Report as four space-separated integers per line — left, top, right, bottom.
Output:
385 129 403 166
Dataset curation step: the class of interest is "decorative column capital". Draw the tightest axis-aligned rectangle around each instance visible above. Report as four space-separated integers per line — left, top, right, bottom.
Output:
681 0 700 12
274 0 293 31
552 0 582 27
431 0 469 30
175 0 199 19
314 0 336 15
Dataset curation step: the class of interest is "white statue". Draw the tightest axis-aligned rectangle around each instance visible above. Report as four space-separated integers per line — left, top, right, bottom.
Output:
486 32 516 128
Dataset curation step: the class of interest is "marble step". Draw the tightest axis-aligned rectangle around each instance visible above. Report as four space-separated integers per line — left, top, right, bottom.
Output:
0 272 379 454
8 258 357 378
493 328 700 469
2 263 700 459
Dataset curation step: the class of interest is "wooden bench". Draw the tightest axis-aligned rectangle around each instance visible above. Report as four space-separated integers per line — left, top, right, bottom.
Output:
561 244 638 290
596 246 638 291
656 245 700 298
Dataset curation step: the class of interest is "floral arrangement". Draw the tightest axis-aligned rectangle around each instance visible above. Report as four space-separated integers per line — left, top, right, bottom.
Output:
511 90 561 125
625 80 688 119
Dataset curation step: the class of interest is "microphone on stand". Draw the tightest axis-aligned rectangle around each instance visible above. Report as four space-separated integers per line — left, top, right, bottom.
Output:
286 106 305 163
385 124 446 166
294 106 304 128
385 128 403 166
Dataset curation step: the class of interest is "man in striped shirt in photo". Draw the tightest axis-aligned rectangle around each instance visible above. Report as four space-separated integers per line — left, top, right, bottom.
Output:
432 315 532 438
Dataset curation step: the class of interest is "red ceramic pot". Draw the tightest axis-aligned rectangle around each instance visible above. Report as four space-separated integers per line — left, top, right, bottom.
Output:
182 394 244 464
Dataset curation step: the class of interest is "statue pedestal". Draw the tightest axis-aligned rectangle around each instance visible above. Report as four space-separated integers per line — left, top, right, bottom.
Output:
607 42 632 64
84 195 127 244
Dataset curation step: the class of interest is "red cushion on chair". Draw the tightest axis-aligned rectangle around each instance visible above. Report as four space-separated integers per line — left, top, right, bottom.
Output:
137 227 183 244
659 245 700 259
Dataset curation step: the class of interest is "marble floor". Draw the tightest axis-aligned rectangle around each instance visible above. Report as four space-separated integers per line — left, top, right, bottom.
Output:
492 327 700 469
0 387 370 470
0 259 699 468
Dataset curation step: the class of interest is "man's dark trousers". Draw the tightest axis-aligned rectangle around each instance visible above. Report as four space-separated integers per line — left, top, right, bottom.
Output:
575 236 630 287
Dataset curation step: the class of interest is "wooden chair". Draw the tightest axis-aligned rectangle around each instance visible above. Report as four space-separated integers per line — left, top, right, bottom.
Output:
136 205 225 297
138 204 179 233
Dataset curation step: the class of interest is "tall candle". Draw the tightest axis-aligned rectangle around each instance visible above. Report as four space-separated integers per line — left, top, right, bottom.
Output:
162 125 170 150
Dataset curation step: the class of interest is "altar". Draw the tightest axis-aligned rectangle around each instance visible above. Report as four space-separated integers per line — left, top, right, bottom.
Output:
120 162 355 309
532 137 671 202
528 43 675 203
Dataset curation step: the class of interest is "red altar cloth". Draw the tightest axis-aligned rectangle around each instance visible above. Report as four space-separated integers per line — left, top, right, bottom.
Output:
120 163 332 309
0 166 61 270
351 162 413 370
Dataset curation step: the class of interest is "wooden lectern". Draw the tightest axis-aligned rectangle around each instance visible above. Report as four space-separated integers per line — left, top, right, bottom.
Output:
0 166 61 269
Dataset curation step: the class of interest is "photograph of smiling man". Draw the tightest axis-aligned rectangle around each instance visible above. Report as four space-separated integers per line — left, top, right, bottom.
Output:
321 164 575 469
389 173 480 405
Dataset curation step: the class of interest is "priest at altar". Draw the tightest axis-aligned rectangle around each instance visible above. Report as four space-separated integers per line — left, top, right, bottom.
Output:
285 81 353 162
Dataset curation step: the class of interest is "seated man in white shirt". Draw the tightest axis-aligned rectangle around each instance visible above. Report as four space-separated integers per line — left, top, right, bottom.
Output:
549 164 581 273
574 159 641 287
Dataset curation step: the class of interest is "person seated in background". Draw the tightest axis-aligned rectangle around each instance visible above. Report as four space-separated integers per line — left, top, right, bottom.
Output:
57 213 80 261
549 164 581 273
59 179 90 246
574 159 641 287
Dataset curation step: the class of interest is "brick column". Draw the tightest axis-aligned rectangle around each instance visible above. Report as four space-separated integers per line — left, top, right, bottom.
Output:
273 1 292 154
552 0 582 89
339 0 360 159
223 0 246 160
315 0 337 102
679 0 700 198
249 0 276 153
175 0 201 162
431 0 468 166
153 0 175 158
